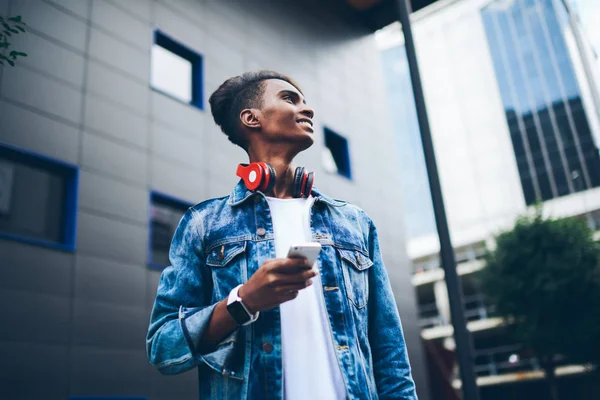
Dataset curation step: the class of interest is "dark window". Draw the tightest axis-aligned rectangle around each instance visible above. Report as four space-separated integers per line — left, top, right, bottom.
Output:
522 176 537 205
149 191 192 270
0 143 78 251
323 127 352 179
151 30 203 109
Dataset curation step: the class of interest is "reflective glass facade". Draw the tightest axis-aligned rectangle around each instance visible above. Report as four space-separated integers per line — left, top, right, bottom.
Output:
381 45 437 239
482 0 600 204
574 0 600 58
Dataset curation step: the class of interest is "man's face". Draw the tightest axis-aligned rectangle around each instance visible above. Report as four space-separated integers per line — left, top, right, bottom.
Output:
254 79 315 150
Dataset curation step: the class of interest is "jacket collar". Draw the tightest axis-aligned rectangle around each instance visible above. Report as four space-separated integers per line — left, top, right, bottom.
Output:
227 179 345 207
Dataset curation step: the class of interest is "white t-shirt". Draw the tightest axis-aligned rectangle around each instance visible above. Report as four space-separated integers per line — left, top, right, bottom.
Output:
265 195 346 400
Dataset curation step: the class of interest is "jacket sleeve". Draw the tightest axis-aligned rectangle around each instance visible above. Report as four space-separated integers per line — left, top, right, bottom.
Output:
146 208 237 375
366 217 418 399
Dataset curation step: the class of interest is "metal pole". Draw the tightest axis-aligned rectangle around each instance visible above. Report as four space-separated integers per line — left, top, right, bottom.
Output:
393 1 480 399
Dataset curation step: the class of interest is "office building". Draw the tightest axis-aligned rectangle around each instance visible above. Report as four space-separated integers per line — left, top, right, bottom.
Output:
0 0 430 399
379 0 600 397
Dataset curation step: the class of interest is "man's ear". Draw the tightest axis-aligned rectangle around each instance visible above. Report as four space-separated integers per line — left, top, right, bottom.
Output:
240 109 261 130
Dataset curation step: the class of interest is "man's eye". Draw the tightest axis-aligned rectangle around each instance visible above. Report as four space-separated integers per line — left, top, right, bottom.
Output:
283 95 293 103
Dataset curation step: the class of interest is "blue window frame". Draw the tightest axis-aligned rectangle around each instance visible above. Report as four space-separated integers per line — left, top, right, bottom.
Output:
148 191 192 270
151 29 204 109
0 142 78 252
324 127 352 179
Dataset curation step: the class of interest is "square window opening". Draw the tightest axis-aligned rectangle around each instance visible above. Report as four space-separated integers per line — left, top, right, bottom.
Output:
151 30 203 109
323 127 352 180
0 143 78 251
149 191 192 270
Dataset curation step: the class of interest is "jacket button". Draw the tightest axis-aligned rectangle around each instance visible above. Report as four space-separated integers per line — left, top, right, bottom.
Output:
257 228 266 236
262 342 274 354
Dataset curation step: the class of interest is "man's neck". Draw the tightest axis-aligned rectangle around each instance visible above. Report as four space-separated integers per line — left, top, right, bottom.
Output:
247 153 297 199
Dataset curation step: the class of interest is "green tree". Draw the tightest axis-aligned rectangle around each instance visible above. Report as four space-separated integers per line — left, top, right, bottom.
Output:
478 208 600 400
0 15 27 67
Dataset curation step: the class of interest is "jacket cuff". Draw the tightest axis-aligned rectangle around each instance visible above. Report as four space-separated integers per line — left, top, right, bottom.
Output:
179 303 241 377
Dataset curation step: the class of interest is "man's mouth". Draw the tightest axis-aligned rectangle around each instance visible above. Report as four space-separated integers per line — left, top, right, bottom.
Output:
297 119 314 131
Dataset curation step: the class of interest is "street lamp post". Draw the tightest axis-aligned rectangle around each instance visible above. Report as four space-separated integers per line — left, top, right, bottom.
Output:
393 0 481 399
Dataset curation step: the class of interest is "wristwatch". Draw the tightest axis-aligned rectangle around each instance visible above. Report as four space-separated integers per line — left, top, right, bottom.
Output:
227 284 260 326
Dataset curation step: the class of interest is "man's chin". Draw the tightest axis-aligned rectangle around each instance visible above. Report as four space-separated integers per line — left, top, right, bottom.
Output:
298 134 314 150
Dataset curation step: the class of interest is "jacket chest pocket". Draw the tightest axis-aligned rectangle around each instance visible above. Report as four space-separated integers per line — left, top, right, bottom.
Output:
338 249 374 309
206 240 248 301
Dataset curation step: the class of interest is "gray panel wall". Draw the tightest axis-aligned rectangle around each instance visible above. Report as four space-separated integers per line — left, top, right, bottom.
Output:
0 0 430 399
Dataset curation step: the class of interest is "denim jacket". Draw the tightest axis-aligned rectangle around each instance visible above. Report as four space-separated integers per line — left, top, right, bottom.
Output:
146 181 418 399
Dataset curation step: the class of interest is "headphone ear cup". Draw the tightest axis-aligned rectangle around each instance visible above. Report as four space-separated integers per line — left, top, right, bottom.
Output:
256 162 271 192
293 166 305 198
299 171 309 198
304 172 315 198
237 163 264 191
263 163 277 194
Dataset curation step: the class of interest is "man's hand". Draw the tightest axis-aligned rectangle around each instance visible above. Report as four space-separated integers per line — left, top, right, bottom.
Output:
199 257 316 351
238 257 317 313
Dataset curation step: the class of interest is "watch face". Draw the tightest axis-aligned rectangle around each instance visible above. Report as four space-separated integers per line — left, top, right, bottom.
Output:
227 301 251 325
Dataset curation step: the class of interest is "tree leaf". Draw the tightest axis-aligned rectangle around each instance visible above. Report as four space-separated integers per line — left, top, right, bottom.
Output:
8 51 25 60
7 16 22 23
16 26 25 33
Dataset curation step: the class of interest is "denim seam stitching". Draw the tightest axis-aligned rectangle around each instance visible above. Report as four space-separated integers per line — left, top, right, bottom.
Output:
155 353 192 368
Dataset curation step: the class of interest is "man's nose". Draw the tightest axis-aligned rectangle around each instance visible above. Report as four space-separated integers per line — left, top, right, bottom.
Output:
300 105 315 120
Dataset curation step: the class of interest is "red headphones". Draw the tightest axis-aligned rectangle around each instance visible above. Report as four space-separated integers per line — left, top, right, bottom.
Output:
236 162 315 198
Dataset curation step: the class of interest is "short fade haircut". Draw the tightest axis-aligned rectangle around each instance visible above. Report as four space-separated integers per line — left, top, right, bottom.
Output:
208 70 303 150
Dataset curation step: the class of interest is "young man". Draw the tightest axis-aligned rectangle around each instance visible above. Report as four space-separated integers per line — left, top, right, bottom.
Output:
146 71 418 399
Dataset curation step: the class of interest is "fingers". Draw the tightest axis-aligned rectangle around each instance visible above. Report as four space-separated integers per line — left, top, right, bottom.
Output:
269 257 312 273
250 258 318 309
278 279 314 293
271 269 317 286
279 290 300 302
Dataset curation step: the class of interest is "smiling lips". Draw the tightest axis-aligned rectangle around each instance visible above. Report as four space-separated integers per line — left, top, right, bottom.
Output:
297 119 314 130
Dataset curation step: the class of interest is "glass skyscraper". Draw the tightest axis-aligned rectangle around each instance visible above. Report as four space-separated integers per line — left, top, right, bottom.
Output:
482 0 600 204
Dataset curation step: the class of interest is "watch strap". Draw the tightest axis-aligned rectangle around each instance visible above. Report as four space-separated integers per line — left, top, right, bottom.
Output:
227 284 260 326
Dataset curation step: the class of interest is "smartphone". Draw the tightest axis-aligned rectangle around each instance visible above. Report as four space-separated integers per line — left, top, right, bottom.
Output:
287 242 322 266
